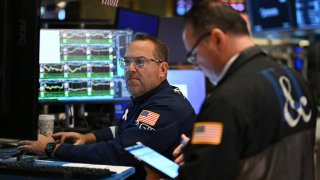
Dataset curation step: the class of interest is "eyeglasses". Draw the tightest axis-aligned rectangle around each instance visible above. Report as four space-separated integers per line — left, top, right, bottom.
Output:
186 32 211 64
119 56 163 69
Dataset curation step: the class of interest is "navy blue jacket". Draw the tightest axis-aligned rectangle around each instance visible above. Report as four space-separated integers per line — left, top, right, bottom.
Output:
54 80 197 179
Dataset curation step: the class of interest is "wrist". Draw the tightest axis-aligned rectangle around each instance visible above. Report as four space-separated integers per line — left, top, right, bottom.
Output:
44 142 57 158
84 133 96 143
51 143 60 158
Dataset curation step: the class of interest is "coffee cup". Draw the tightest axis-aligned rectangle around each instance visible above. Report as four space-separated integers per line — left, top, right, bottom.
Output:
38 114 55 136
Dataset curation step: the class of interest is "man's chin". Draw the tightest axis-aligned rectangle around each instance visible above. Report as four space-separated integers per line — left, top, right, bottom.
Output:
127 78 140 84
127 88 141 98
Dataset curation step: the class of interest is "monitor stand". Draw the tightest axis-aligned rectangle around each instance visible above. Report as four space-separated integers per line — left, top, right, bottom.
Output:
64 104 87 129
65 104 75 128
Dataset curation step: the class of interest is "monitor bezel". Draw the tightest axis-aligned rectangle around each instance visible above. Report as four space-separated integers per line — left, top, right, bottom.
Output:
0 0 40 140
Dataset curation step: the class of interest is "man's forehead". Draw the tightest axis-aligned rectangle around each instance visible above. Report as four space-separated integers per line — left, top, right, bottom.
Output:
125 40 155 57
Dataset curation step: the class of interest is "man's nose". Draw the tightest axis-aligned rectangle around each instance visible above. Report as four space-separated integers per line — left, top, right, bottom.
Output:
126 61 136 71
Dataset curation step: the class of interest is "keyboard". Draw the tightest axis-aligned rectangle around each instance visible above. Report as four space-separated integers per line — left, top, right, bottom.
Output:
0 161 115 179
0 150 17 160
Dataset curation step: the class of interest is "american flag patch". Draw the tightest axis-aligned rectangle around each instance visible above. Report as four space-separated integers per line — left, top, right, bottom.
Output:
137 110 160 126
191 122 223 145
101 0 119 7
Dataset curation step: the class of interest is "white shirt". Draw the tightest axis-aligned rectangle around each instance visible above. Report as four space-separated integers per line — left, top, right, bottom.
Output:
210 53 239 86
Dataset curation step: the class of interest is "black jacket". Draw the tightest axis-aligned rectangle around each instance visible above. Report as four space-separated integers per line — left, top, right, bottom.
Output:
179 46 318 180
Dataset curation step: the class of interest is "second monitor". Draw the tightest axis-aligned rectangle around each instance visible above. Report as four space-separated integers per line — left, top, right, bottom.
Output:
167 69 206 114
39 29 133 103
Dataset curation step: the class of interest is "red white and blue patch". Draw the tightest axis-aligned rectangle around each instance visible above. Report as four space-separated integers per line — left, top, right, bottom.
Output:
191 122 223 145
137 110 160 126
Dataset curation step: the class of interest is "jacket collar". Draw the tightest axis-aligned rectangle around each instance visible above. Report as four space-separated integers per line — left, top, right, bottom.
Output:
217 45 268 87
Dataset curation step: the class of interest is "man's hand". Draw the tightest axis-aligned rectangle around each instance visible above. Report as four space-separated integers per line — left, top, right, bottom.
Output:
52 132 96 145
144 166 163 180
173 134 190 165
144 134 191 179
17 134 55 156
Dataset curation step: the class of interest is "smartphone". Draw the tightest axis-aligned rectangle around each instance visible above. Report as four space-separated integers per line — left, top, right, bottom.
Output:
124 142 179 179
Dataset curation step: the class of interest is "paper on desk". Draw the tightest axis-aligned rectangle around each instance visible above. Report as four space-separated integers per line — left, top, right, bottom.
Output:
62 163 132 174
35 160 131 174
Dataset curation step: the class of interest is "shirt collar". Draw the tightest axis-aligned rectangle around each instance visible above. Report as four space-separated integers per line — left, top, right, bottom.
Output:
212 53 239 86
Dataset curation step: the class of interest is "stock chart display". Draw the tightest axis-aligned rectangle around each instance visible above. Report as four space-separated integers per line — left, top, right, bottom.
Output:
296 0 320 29
39 29 132 103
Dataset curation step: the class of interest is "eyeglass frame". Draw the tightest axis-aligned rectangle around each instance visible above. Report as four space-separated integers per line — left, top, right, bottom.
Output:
186 32 211 64
119 56 164 69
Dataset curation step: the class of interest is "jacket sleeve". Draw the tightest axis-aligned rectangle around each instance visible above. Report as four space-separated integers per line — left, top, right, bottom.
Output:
178 97 244 180
54 106 194 167
92 127 114 142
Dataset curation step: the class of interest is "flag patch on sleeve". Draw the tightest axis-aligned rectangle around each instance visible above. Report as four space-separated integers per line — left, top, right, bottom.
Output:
191 122 223 145
137 110 160 126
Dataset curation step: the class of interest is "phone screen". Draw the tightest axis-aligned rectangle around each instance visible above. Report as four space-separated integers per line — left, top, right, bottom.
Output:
125 142 179 178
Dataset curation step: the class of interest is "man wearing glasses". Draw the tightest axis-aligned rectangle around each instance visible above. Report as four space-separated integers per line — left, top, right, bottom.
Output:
18 34 197 179
175 1 317 180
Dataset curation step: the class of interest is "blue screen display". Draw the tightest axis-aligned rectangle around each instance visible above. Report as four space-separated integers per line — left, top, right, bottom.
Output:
295 0 320 29
116 8 159 37
167 69 206 114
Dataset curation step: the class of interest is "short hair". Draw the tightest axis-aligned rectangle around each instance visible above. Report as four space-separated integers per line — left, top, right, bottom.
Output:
132 33 169 63
183 1 250 38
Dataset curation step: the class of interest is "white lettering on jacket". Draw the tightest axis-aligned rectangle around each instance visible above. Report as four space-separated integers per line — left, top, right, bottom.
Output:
280 76 311 127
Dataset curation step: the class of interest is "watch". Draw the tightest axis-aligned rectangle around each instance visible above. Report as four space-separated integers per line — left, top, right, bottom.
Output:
45 142 56 158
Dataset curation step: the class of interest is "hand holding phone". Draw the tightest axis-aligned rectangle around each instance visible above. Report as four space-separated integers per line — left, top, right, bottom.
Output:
125 142 179 179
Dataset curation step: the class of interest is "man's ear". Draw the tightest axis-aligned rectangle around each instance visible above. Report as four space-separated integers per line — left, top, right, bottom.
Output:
211 28 226 48
159 62 169 79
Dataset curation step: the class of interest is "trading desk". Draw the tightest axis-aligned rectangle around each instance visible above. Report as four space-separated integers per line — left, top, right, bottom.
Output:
37 160 135 180
0 146 135 179
0 159 135 180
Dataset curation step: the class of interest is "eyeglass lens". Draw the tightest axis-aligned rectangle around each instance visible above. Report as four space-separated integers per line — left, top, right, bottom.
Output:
186 32 211 64
120 57 147 68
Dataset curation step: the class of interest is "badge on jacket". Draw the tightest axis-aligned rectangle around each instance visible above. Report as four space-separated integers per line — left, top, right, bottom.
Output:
191 122 223 145
137 110 160 126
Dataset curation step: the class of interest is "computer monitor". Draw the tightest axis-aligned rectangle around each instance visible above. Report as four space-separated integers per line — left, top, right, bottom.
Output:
246 0 296 32
158 17 187 65
115 7 159 37
38 29 133 104
0 0 40 141
295 0 320 29
167 69 206 114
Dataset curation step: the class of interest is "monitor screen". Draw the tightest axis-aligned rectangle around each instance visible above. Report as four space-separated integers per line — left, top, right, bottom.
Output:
246 0 296 32
158 17 187 65
0 0 39 141
115 7 159 37
167 69 206 114
38 29 132 104
295 0 320 29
